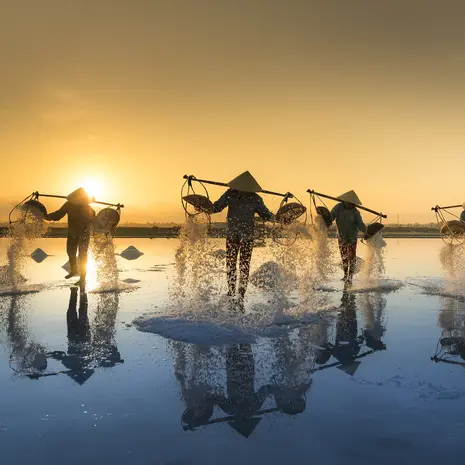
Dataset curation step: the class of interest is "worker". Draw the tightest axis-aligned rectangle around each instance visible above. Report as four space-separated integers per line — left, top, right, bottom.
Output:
45 188 95 285
461 203 465 222
211 171 275 310
331 190 366 283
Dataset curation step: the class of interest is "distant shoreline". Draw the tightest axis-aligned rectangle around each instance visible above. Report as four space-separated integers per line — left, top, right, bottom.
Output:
0 225 443 239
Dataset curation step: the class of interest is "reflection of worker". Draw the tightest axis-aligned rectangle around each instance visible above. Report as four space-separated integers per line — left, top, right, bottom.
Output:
332 291 362 369
57 287 94 384
331 191 366 283
45 188 95 283
50 288 123 384
212 172 275 310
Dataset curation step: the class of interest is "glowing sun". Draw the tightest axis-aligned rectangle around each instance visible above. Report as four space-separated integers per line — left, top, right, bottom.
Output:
81 179 103 200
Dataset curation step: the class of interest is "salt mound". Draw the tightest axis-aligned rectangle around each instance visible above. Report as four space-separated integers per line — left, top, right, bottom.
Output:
250 261 290 291
134 315 256 345
31 248 48 263
120 246 143 260
349 279 403 294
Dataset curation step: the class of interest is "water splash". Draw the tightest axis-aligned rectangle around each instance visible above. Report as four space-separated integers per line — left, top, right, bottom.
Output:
439 243 465 297
1 216 47 289
91 233 120 291
269 220 336 310
359 232 386 287
173 216 224 307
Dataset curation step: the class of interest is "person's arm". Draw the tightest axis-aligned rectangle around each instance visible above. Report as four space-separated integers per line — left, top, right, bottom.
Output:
355 209 366 232
212 190 230 214
255 196 275 222
45 202 68 221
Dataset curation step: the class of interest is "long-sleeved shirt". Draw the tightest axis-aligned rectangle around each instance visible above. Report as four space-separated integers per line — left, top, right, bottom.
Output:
46 202 95 237
212 189 274 241
331 202 366 244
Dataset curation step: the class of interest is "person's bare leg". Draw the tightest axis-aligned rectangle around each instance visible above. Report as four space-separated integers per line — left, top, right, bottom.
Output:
237 239 254 306
66 235 79 279
76 232 90 287
226 238 240 298
339 240 349 281
347 242 357 283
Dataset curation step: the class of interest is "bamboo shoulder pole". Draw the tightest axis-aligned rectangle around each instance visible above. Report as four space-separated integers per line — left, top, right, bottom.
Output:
34 192 123 208
432 204 462 211
307 189 387 219
183 175 293 198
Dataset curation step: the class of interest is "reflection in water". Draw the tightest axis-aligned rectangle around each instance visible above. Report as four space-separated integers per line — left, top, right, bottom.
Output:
1 295 48 376
46 289 124 383
0 288 124 382
313 290 386 376
432 296 465 368
175 292 387 436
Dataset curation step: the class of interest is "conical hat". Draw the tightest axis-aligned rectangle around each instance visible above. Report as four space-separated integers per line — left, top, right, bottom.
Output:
67 187 92 205
228 171 262 193
338 190 362 206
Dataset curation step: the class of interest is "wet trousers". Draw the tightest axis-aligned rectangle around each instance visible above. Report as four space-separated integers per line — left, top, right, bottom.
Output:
226 237 254 300
338 239 357 279
67 233 90 278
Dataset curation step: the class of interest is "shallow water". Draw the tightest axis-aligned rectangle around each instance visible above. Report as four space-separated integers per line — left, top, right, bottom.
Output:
0 237 464 465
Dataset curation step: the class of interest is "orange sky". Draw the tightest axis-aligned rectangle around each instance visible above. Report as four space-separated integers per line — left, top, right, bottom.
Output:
2 1 465 224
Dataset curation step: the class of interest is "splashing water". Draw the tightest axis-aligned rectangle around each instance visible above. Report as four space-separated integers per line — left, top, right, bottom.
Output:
91 233 120 290
1 216 47 288
173 216 224 308
439 243 465 296
359 232 386 287
269 219 337 310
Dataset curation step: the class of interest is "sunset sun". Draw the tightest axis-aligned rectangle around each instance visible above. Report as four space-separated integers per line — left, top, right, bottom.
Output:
81 179 103 200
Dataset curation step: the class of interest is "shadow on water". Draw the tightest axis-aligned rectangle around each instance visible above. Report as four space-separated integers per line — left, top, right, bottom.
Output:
1 288 124 382
173 287 387 437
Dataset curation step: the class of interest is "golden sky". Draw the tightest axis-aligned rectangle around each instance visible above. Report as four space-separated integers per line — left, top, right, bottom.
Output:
2 0 465 223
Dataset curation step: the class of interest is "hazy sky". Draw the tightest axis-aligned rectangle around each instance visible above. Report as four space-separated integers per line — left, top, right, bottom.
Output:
2 0 465 223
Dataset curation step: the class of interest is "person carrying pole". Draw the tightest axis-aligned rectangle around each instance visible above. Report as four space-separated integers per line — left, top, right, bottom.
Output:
211 171 275 310
331 190 366 283
45 188 95 284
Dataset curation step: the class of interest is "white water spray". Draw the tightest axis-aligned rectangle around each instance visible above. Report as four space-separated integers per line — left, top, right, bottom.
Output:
1 216 47 288
91 232 120 290
360 232 386 286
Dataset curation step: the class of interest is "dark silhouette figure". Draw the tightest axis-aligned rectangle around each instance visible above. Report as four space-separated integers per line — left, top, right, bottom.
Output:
332 291 362 374
331 190 366 283
211 172 274 309
45 187 95 284
212 344 270 436
48 288 123 384
51 287 94 384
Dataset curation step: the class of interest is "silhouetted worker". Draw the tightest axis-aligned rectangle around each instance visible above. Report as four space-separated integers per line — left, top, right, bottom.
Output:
331 190 366 283
212 172 275 310
45 188 95 284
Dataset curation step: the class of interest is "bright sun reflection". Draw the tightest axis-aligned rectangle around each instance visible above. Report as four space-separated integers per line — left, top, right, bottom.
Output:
81 179 103 200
